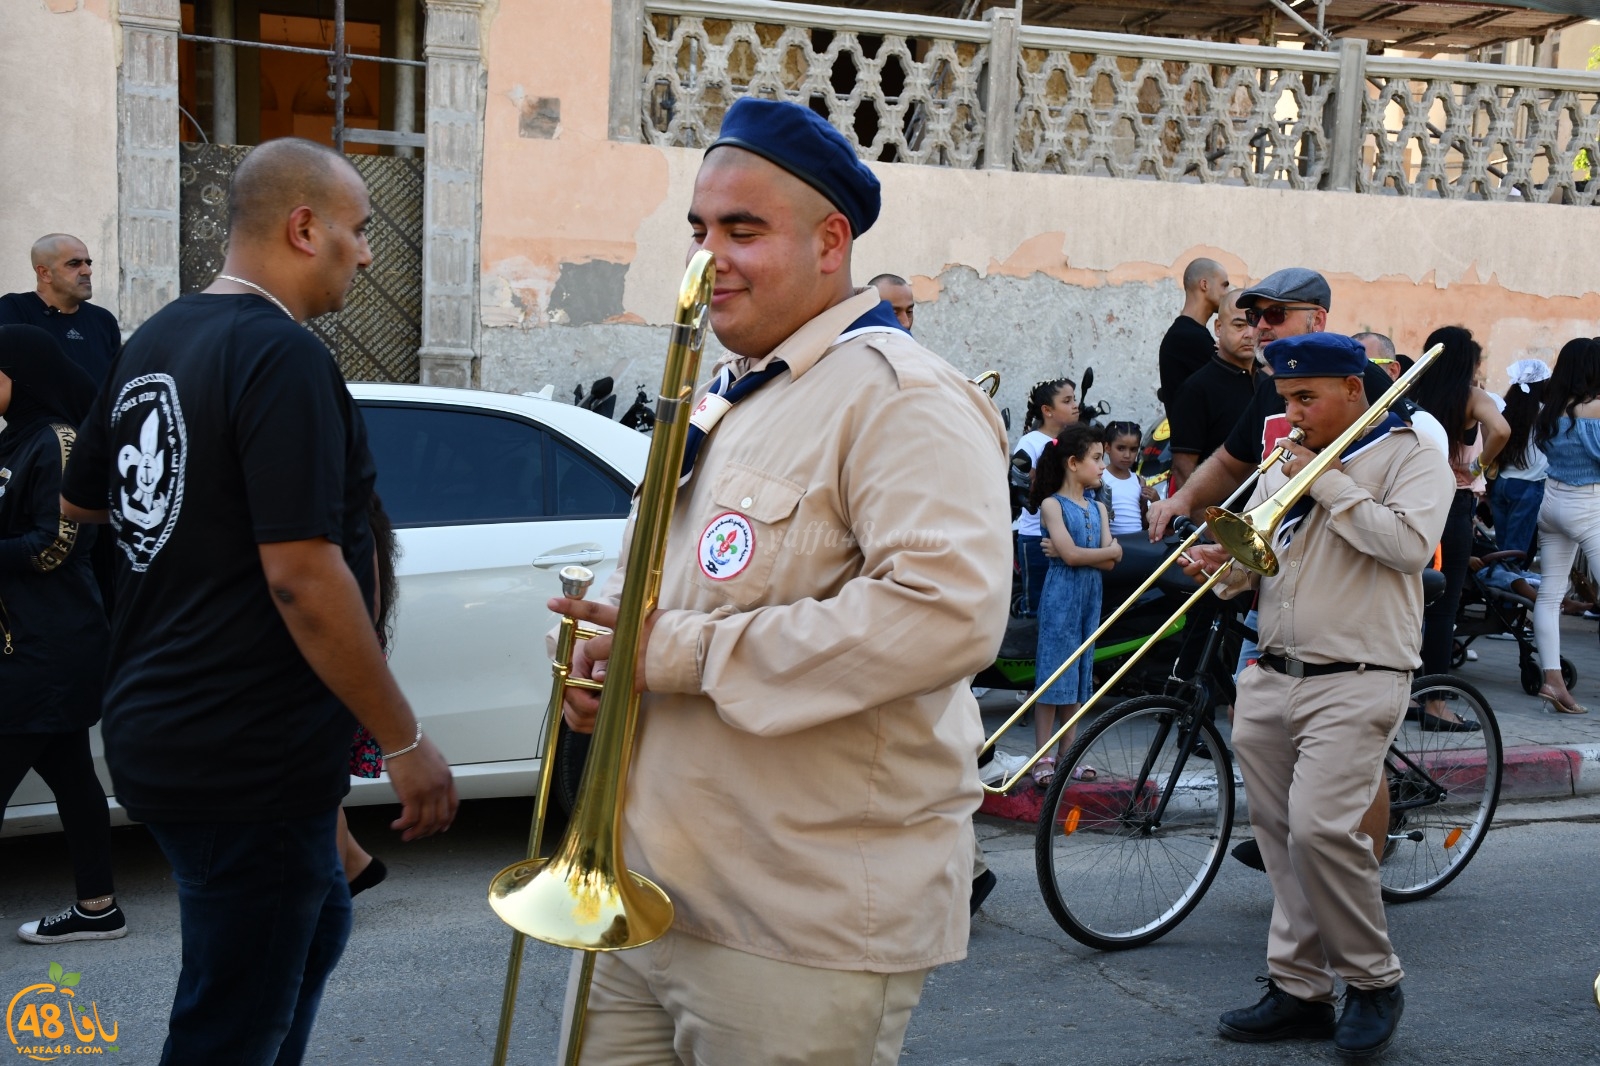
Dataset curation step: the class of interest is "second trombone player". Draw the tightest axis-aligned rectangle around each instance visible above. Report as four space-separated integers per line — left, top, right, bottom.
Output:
1182 332 1453 1060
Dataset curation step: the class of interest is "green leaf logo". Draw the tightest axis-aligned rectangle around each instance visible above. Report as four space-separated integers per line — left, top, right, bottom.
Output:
62 972 81 987
48 961 63 984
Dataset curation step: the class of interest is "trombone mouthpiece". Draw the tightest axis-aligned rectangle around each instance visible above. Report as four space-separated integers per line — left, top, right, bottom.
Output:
559 565 595 599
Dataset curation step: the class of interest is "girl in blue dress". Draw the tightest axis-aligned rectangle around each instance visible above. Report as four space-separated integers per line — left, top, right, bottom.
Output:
1030 422 1122 788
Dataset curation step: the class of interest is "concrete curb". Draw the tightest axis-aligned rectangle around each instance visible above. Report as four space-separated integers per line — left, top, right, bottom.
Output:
979 743 1600 826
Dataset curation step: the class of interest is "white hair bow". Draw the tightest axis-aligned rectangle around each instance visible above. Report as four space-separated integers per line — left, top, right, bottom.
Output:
1506 358 1552 393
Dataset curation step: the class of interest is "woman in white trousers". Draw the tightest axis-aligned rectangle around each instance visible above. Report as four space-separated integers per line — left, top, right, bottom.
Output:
1530 337 1600 714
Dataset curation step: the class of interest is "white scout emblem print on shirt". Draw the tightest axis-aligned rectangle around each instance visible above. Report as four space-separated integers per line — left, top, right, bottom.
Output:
699 511 755 580
0 468 10 501
109 373 188 572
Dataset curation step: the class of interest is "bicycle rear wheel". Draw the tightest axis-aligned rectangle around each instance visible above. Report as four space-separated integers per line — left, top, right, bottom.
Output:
1380 674 1501 903
1034 696 1233 950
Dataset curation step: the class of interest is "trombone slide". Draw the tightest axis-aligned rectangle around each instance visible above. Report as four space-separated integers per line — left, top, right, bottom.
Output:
980 428 1303 795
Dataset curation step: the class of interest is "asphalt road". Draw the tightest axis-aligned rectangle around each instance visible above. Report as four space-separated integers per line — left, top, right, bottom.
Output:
3 795 1598 1065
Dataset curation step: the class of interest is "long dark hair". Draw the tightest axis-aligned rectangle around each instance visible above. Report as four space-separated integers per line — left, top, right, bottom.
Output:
1028 422 1101 512
1409 325 1481 459
1499 379 1545 470
1536 337 1600 445
1024 377 1075 433
369 492 401 651
0 325 97 463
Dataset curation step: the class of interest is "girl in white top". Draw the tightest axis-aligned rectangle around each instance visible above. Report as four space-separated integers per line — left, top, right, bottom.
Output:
1101 421 1154 537
1014 378 1078 615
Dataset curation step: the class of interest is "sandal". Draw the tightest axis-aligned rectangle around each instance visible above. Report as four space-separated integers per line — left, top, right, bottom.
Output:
1070 764 1098 782
1032 756 1057 790
1537 687 1589 715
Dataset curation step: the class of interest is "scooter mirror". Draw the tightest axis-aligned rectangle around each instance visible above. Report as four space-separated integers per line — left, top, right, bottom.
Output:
1081 367 1095 396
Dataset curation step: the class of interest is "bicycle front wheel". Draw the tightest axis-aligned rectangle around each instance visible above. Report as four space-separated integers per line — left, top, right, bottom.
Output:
1034 696 1234 950
1381 674 1502 903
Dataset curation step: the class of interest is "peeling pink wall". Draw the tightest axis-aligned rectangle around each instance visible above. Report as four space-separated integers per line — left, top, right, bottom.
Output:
480 1 1600 400
479 0 669 327
1 0 118 317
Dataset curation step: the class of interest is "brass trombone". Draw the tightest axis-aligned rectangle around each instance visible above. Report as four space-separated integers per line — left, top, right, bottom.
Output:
972 369 1001 398
981 342 1444 793
486 251 717 1065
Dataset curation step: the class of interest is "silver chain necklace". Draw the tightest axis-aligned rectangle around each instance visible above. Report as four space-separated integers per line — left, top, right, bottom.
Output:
215 274 295 320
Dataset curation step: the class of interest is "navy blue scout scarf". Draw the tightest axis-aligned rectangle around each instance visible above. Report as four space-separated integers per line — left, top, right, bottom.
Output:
1274 411 1406 550
677 300 910 484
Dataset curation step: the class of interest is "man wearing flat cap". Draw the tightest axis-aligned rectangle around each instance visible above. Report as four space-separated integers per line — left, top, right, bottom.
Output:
1182 332 1453 1059
549 97 1011 1063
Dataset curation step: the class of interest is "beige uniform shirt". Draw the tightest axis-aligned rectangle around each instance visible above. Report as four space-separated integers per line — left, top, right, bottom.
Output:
590 289 1012 973
1216 425 1454 669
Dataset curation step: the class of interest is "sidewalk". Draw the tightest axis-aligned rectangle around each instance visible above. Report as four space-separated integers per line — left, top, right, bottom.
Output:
979 613 1600 823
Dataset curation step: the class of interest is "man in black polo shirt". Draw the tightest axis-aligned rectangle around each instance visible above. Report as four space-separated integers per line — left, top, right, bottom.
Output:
1168 289 1257 492
1158 257 1228 410
1148 266 1442 877
62 138 456 1065
1149 268 1401 532
0 234 120 382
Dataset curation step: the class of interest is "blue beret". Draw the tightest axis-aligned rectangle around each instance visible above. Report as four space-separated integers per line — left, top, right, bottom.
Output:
1266 332 1368 379
708 98 881 236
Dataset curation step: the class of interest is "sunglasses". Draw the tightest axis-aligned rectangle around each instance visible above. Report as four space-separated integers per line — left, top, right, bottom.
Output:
1370 357 1397 365
1245 303 1322 327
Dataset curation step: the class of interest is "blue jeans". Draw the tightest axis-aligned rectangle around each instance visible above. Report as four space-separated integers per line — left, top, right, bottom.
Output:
1235 608 1260 681
146 808 351 1066
1488 476 1544 559
1016 534 1048 617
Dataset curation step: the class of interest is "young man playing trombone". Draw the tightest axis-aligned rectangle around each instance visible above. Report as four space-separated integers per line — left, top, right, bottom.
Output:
1181 333 1453 1059
547 97 1012 1064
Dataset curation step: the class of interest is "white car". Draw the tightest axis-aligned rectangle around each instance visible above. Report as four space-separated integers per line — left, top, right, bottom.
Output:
2 384 647 836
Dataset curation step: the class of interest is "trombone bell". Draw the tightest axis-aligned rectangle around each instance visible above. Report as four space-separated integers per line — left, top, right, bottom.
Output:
488 854 672 952
1204 506 1280 577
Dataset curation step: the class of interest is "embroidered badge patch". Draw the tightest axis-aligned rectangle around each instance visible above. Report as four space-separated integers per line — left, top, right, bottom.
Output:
699 511 755 580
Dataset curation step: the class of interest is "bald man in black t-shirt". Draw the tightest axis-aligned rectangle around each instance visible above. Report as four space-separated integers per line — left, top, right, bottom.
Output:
62 138 456 1064
0 234 120 383
1158 257 1228 412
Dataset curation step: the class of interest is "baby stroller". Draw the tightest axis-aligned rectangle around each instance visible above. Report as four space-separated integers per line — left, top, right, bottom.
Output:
1452 522 1577 696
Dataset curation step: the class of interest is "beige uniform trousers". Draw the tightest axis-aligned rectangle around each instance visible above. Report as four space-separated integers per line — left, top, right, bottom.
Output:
1232 664 1410 1003
559 929 929 1065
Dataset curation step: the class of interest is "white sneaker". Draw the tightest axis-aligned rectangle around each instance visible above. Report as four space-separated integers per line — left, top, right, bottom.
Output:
1466 649 1479 661
980 750 1030 786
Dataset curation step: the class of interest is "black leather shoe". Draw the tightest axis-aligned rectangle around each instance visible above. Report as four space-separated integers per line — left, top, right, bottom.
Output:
969 869 997 916
1231 838 1266 872
1334 983 1403 1058
1218 977 1335 1042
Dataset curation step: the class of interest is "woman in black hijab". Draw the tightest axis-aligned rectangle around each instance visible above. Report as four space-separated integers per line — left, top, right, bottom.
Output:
0 324 124 944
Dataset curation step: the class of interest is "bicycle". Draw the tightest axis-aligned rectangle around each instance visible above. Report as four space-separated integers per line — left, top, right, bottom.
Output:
1032 597 1503 951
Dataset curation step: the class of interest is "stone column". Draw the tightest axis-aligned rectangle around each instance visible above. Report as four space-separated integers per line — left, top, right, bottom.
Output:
981 8 1019 172
1325 37 1367 193
212 0 236 144
395 0 418 158
419 0 485 389
607 0 645 143
117 0 182 330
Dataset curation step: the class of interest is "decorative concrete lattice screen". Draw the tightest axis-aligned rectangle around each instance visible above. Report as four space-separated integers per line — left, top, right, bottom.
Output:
1360 58 1600 206
1012 33 1338 188
629 0 1600 204
641 6 990 167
